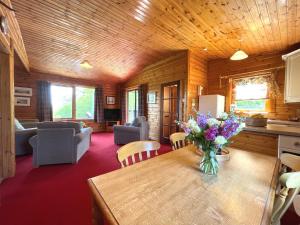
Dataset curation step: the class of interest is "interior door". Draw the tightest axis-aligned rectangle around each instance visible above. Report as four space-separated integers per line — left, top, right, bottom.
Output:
160 81 180 143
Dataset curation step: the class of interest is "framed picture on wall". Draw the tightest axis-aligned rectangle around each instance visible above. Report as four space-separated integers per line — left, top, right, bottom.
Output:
106 96 115 105
15 97 30 106
147 91 156 104
14 87 32 96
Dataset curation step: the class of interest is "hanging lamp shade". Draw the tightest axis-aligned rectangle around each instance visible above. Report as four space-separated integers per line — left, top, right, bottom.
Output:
230 50 248 60
80 60 93 69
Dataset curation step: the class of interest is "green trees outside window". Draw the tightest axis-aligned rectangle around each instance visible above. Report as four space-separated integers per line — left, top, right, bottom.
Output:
51 85 95 120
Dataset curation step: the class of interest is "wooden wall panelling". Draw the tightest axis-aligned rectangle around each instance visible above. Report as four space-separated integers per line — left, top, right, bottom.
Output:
0 0 29 70
187 50 208 117
124 51 189 140
207 54 300 120
11 0 300 81
229 131 278 156
0 47 15 182
14 67 120 132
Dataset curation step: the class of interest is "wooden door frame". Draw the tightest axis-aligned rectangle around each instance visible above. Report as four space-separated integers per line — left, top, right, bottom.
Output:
0 42 15 183
160 80 180 144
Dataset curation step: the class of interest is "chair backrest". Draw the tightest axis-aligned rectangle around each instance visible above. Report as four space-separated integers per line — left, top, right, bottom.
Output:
280 153 300 172
117 141 160 167
272 153 300 224
170 132 186 150
271 171 300 224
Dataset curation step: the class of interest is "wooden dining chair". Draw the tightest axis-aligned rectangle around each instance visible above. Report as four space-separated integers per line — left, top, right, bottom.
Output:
117 141 160 168
271 153 300 225
271 171 300 225
280 153 300 172
170 132 186 150
293 194 300 216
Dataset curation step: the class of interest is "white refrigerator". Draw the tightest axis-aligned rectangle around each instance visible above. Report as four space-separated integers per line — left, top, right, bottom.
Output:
198 95 225 118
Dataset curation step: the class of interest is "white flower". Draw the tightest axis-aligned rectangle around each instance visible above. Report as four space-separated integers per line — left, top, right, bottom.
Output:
187 118 201 133
234 122 245 134
219 112 228 120
207 118 221 127
214 136 227 145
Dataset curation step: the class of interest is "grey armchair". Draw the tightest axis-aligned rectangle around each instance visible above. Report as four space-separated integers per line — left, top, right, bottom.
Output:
15 120 39 156
113 116 149 145
29 122 93 167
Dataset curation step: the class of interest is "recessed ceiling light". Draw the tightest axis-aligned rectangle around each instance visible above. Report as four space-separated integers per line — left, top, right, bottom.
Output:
203 48 208 51
80 60 93 69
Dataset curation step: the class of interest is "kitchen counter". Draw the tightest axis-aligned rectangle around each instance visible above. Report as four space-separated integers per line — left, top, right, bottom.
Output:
244 124 300 137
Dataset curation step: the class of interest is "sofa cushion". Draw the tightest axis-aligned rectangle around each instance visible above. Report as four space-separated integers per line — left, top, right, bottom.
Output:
15 119 25 131
131 118 141 127
37 122 81 134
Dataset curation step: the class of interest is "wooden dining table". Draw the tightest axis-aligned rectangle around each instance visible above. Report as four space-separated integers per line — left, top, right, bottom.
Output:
88 145 279 225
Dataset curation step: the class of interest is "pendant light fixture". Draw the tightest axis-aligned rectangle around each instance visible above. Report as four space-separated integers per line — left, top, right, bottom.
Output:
230 39 248 60
80 60 93 69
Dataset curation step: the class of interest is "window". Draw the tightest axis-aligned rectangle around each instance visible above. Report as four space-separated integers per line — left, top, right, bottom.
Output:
51 85 73 119
51 85 95 120
127 89 139 122
234 78 268 112
76 87 95 119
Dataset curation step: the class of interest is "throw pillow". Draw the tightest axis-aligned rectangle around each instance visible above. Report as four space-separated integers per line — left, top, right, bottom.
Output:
132 118 141 127
15 119 25 131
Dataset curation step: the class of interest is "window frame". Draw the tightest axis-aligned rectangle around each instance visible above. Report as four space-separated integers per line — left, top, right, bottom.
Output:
232 78 270 113
51 83 95 121
126 87 139 123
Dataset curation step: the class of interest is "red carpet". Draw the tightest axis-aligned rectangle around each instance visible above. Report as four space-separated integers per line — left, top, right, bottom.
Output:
0 133 299 225
0 133 171 225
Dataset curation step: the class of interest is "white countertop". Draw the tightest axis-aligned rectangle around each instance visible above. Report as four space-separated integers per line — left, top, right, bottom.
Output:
244 124 300 137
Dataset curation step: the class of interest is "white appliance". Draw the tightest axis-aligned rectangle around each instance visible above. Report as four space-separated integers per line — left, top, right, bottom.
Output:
199 95 225 118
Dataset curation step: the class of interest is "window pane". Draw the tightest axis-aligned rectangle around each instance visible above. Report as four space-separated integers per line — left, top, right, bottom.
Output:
76 87 95 119
127 90 139 122
51 85 73 119
235 99 266 111
235 83 268 100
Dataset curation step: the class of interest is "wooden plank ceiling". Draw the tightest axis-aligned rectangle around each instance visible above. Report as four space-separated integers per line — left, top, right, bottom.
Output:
11 0 300 82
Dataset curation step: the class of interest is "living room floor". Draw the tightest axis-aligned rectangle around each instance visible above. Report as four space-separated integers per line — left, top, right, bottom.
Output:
0 133 298 225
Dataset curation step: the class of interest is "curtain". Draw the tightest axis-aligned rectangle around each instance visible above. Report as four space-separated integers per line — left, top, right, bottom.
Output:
120 88 126 124
37 81 53 121
94 86 104 123
138 84 148 117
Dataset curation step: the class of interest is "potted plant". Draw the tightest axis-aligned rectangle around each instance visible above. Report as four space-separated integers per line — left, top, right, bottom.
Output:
177 112 244 175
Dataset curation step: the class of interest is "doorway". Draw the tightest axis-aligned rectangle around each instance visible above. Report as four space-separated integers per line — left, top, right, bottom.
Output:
160 81 180 143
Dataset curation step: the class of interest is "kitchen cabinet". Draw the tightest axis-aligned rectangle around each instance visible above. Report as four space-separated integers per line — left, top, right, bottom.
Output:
282 49 300 103
279 135 300 156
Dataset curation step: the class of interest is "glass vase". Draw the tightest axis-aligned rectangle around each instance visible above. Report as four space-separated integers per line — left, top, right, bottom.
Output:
199 147 219 175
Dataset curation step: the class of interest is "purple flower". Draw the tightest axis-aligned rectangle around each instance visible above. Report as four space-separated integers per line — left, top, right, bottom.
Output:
197 113 208 128
180 122 191 135
220 119 240 139
204 126 219 141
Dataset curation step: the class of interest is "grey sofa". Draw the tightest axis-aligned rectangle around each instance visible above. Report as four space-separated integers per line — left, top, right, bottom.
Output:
29 122 93 167
113 116 149 145
15 120 39 156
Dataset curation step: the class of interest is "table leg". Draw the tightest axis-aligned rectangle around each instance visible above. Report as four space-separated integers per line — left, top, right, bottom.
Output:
92 199 105 225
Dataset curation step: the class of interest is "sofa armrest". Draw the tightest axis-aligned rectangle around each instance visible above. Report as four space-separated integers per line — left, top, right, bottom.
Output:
75 127 92 144
114 125 140 133
21 122 40 129
16 128 37 138
29 135 38 150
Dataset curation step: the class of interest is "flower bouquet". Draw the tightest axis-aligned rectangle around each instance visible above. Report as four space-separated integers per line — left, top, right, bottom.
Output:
177 112 244 175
